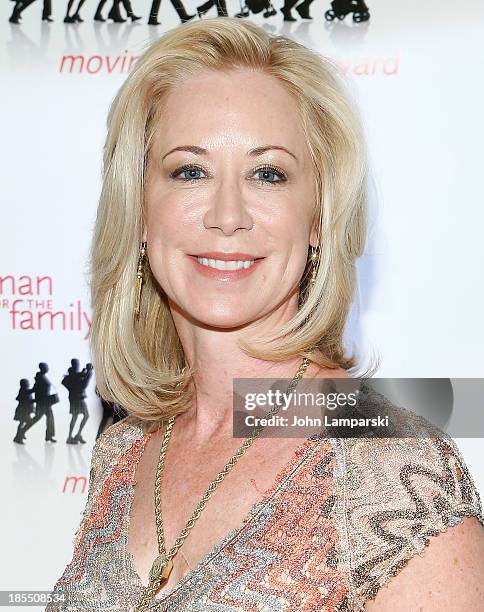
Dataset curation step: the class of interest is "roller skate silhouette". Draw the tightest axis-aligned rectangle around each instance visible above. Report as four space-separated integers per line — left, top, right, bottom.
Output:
235 0 276 19
324 0 370 23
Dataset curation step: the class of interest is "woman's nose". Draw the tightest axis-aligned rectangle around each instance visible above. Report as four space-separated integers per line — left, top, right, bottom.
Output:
203 178 254 235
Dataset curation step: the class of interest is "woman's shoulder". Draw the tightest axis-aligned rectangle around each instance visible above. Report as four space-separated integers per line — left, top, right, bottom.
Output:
339 434 483 512
334 381 482 518
335 434 484 607
94 414 145 449
90 415 146 475
83 416 146 504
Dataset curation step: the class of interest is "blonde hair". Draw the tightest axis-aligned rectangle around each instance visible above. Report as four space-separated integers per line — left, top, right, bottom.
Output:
89 17 375 427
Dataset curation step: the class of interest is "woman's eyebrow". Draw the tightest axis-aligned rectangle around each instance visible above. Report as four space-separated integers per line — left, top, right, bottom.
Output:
248 145 298 161
162 145 206 161
161 144 298 162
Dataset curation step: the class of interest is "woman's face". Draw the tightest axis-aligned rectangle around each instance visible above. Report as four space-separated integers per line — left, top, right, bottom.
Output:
143 67 318 329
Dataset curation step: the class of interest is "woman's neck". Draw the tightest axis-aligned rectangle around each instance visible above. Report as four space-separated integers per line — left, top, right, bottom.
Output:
175 352 337 445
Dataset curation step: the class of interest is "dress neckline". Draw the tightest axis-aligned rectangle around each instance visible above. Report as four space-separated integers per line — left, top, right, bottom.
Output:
122 419 325 604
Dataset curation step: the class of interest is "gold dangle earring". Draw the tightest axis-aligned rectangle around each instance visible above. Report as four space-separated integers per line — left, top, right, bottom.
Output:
309 245 320 288
135 241 147 317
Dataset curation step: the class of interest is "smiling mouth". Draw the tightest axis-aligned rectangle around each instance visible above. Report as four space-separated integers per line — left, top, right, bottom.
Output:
186 253 265 278
195 257 257 270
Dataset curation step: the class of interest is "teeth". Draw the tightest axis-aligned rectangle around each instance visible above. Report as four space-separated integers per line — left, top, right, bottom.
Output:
196 257 256 271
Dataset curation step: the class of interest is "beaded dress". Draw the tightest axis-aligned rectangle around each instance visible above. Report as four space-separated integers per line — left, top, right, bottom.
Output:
45 384 484 611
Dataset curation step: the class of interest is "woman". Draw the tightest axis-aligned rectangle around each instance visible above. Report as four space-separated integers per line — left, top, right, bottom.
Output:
13 378 35 444
196 0 228 19
94 0 141 22
46 18 484 611
147 0 196 25
8 0 52 24
63 0 86 22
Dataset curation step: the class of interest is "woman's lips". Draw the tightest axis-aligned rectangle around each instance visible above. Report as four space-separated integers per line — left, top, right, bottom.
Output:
187 255 265 281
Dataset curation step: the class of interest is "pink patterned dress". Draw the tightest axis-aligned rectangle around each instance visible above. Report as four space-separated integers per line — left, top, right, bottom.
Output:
45 399 483 611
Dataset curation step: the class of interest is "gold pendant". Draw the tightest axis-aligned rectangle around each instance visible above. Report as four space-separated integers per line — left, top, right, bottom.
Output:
148 554 173 594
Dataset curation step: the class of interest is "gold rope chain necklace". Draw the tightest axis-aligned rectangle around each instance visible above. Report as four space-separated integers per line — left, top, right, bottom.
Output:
134 355 312 611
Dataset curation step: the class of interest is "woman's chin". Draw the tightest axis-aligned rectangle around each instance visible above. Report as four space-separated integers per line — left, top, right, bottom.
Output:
183 304 262 329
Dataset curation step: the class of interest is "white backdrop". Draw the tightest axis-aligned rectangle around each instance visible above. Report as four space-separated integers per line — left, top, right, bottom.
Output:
2 0 483 606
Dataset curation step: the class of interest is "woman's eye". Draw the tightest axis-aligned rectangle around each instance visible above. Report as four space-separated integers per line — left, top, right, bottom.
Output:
254 167 286 184
171 165 205 181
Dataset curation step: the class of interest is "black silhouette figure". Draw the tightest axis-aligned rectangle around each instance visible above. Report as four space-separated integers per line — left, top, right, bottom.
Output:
279 0 314 21
235 0 276 19
62 359 93 444
95 0 141 22
21 363 59 442
95 388 128 439
324 0 370 22
13 379 35 444
148 0 196 25
294 0 314 18
196 0 228 18
64 0 87 23
9 0 52 24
